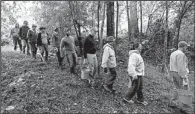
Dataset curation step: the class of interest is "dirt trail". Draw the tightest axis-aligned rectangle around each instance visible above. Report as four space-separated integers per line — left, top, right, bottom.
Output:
1 45 194 113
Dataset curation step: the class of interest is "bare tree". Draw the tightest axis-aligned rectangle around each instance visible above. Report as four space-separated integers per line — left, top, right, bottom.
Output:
115 1 119 51
126 1 131 42
140 1 143 36
107 1 115 37
97 1 100 43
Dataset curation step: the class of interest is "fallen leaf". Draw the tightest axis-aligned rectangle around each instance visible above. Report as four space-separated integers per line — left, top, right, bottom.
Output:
5 106 15 111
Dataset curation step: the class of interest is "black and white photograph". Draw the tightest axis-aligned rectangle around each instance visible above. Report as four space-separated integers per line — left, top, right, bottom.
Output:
1 1 195 113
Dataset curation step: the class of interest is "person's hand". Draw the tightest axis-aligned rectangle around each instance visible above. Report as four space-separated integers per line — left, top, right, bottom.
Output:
132 75 138 80
104 68 108 73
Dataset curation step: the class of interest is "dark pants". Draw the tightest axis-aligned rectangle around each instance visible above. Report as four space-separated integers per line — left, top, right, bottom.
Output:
40 44 48 61
66 52 77 73
13 37 22 51
125 76 144 102
56 48 64 66
22 39 30 55
105 68 117 89
29 41 37 59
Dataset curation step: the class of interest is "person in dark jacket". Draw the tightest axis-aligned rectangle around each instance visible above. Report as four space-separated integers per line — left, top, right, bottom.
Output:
37 26 50 62
27 24 38 59
52 27 64 68
19 21 30 55
83 28 98 87
10 23 22 51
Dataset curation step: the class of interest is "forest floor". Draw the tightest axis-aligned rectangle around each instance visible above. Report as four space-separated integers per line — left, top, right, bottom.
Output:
1 44 194 114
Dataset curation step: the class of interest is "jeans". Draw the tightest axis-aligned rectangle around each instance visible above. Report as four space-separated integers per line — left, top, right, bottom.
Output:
13 37 22 51
22 39 30 54
105 68 117 89
38 44 48 61
66 52 77 73
125 76 144 102
29 41 37 59
56 48 64 66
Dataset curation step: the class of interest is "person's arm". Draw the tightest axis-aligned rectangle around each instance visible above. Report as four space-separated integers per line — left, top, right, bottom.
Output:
60 38 65 57
101 46 110 68
52 34 56 47
27 30 31 40
19 27 22 38
10 29 13 38
37 33 42 46
128 54 138 79
177 53 188 77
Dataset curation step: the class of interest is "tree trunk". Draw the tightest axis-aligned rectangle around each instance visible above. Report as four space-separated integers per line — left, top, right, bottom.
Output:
92 1 95 27
163 1 169 73
100 1 106 48
107 1 115 37
129 1 139 41
126 1 131 43
116 1 119 51
98 1 100 44
140 1 143 39
194 2 195 43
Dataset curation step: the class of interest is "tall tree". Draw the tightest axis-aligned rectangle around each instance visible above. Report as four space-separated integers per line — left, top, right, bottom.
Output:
129 1 139 41
126 1 131 42
140 1 143 36
173 1 194 48
100 1 106 41
116 1 119 51
97 1 100 43
163 1 169 72
107 1 115 37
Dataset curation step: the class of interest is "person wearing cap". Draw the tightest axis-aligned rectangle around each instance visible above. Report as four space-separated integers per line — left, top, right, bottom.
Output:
60 32 77 74
27 24 38 59
52 27 64 68
123 42 148 106
102 36 117 93
170 41 190 102
83 28 98 87
37 26 50 62
10 23 22 51
19 21 30 55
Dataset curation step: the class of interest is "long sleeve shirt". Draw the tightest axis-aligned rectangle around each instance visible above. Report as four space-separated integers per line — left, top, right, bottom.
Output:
127 50 145 77
170 50 189 77
101 43 117 68
52 32 61 48
83 34 97 58
60 36 75 57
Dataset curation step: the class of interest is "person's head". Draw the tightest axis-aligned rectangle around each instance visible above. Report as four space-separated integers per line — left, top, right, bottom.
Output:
133 42 143 52
66 31 70 37
178 41 189 52
90 28 97 36
106 36 115 45
15 23 19 28
32 24 37 31
23 21 28 26
39 26 46 33
54 28 59 33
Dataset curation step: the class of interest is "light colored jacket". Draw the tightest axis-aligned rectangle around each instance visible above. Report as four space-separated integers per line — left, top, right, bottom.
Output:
101 43 116 68
170 50 189 77
127 50 145 77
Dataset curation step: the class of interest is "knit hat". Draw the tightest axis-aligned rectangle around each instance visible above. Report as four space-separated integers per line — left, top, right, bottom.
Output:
106 36 115 42
178 41 190 48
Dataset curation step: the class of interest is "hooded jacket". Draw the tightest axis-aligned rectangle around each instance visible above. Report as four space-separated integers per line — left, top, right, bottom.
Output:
101 43 116 68
127 50 145 77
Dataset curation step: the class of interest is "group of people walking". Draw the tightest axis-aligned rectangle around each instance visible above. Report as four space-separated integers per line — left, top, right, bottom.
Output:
10 20 191 107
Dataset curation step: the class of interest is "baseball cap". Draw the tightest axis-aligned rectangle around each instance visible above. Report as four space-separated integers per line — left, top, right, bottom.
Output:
178 41 190 48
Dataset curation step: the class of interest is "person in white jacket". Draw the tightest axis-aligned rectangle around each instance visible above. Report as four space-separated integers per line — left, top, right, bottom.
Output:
170 41 190 102
123 42 148 106
101 36 117 93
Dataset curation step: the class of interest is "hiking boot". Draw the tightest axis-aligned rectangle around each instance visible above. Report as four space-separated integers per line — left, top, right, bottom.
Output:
123 98 134 104
136 100 148 106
